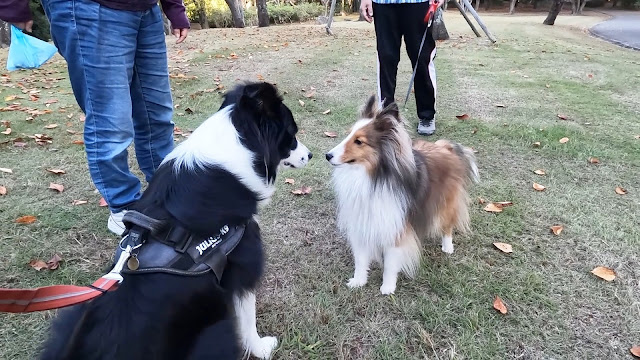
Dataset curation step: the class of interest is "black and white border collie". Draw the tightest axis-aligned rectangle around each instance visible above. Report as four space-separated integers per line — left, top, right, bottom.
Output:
40 82 311 360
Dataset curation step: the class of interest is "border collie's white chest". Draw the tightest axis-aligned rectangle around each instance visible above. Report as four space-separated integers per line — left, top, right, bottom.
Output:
331 165 408 248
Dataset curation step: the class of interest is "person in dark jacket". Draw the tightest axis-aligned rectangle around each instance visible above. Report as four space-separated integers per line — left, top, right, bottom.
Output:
0 0 189 235
360 0 440 136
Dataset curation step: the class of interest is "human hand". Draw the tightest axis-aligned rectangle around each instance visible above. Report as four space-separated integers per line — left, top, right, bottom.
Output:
360 0 373 23
173 28 189 44
431 0 443 9
11 20 33 32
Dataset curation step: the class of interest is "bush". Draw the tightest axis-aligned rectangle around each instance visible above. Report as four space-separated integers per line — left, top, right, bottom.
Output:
202 3 324 28
29 0 51 41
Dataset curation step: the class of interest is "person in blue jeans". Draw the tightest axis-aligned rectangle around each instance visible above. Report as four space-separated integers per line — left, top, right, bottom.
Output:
0 0 189 235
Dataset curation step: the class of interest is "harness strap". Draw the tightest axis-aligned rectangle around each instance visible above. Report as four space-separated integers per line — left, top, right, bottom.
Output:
0 277 119 313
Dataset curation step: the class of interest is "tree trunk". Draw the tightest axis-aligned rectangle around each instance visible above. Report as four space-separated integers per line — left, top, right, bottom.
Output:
543 0 564 25
257 0 269 27
484 0 491 10
611 0 617 7
570 0 577 14
225 0 245 28
533 0 538 8
509 0 517 14
578 0 588 13
351 0 360 13
431 8 450 40
197 0 209 29
443 0 449 11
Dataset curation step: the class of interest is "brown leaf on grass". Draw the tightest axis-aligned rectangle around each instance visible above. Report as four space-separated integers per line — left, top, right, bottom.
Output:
494 201 514 207
298 99 305 107
0 167 14 174
303 88 316 98
46 168 66 175
493 242 513 253
256 74 265 81
559 137 569 144
1 128 11 135
630 347 640 358
532 142 541 147
588 157 600 164
291 186 312 195
29 259 48 271
455 114 470 120
533 183 546 191
99 197 108 207
615 186 627 195
0 185 6 195
533 169 546 175
72 200 88 205
46 254 63 270
591 266 616 281
48 183 64 193
322 109 331 115
184 108 193 115
484 203 504 213
550 225 563 235
45 99 58 105
634 135 640 139
284 178 295 185
324 131 338 138
72 140 84 145
493 296 508 314
44 123 58 129
229 52 238 59
16 215 37 224
477 197 486 204
587 73 593 78
4 95 20 101
557 114 568 120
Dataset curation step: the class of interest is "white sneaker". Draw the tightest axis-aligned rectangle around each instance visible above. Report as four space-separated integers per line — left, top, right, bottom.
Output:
107 210 127 236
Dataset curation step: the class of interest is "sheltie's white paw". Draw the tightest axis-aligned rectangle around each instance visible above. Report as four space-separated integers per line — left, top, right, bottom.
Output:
379 282 396 295
250 336 278 359
441 243 454 254
347 276 367 288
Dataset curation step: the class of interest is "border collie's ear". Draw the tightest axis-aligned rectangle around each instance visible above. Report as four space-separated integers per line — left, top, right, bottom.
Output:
373 102 400 132
360 95 378 119
239 82 282 116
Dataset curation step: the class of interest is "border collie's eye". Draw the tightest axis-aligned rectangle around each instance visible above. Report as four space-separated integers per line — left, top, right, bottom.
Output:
354 139 362 145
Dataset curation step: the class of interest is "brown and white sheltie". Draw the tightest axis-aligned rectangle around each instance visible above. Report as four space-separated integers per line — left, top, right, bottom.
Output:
325 96 478 295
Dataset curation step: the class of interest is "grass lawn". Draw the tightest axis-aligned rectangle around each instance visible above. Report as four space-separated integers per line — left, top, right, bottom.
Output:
1 12 639 359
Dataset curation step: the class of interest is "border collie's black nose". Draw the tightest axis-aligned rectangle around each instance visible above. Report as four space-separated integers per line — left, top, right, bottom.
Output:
308 152 313 160
325 153 333 161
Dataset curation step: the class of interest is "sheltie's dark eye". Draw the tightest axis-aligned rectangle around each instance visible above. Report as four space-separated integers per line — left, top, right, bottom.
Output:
354 139 362 146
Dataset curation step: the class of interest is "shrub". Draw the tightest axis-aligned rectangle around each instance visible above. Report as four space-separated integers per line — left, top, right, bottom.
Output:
201 3 324 28
29 0 51 41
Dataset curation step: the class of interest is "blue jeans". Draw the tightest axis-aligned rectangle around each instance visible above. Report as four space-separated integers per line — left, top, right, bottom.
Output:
41 0 175 212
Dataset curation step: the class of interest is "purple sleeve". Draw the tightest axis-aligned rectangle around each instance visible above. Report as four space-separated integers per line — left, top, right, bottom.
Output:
0 0 32 23
160 0 190 30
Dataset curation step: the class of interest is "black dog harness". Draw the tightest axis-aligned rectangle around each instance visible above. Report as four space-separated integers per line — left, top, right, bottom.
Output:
115 211 245 282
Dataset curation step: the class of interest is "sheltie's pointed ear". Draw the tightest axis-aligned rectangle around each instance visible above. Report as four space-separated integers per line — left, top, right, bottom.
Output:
360 95 378 119
373 102 400 132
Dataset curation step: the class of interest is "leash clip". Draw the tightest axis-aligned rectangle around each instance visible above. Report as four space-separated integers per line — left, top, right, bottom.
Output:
103 245 132 283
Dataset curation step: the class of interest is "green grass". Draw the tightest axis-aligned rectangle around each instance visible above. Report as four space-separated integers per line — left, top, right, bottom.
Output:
1 13 639 359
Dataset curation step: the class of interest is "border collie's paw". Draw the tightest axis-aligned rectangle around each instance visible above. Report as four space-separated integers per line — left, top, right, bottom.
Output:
379 283 396 295
251 336 278 359
347 277 367 288
441 243 454 254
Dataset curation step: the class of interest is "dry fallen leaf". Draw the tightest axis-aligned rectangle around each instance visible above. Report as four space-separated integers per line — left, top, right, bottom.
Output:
0 167 13 174
44 124 58 129
256 74 265 81
532 142 541 148
291 186 312 195
533 169 546 175
298 99 305 107
29 259 48 271
322 109 331 115
494 201 514 207
455 114 470 120
324 131 338 138
557 114 568 120
559 137 569 144
588 157 600 164
533 183 546 191
550 225 563 235
1 128 11 135
630 347 640 358
48 183 64 193
47 168 66 175
72 200 88 205
72 140 84 145
477 197 486 204
484 203 504 213
16 215 37 224
493 296 508 314
0 185 6 195
615 186 627 195
303 88 316 98
634 135 640 140
47 254 63 270
284 178 295 185
493 242 513 253
591 266 616 281
99 197 108 207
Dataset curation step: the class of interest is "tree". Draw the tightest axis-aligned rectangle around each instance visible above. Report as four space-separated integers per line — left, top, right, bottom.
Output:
224 0 245 28
195 0 209 29
543 0 564 25
29 0 50 41
257 0 269 27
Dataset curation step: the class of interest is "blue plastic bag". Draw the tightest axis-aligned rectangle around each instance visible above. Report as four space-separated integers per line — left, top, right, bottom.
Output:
7 25 58 71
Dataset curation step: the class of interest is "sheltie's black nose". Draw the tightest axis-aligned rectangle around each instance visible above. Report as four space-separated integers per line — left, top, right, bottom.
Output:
325 153 333 161
308 152 313 160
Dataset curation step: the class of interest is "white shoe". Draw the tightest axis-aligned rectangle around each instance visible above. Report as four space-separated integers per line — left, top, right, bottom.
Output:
107 210 127 236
